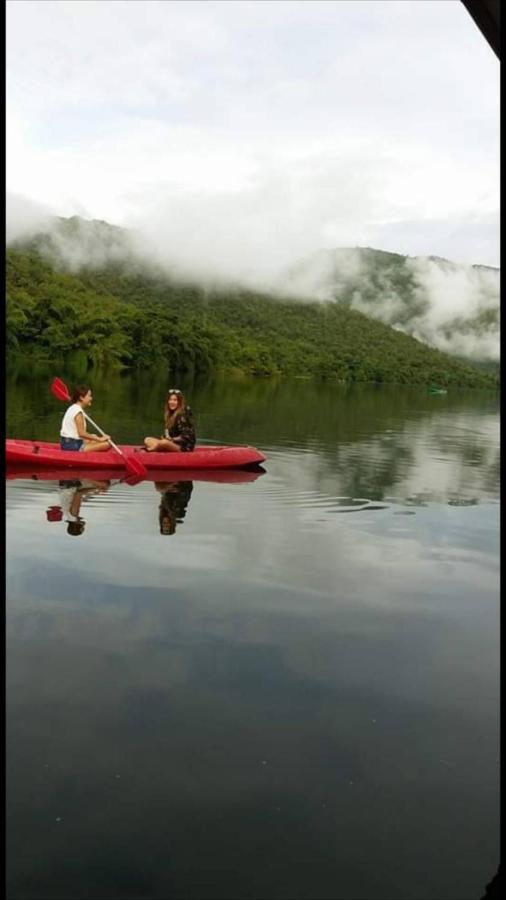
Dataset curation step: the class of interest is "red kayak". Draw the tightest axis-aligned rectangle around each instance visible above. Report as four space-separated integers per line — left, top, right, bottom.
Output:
6 439 266 470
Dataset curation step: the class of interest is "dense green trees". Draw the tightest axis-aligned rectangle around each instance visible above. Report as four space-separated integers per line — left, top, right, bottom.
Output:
5 247 497 388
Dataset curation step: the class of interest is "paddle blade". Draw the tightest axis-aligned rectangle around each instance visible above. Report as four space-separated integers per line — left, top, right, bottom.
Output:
124 455 148 480
123 471 145 487
46 505 63 522
51 377 71 403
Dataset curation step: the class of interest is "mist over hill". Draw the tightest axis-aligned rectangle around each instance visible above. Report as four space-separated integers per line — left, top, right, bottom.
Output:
8 212 499 369
281 247 500 364
6 214 499 386
8 214 136 273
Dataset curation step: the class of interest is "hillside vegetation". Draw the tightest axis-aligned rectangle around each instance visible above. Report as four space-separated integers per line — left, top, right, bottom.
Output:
284 247 499 367
6 236 497 388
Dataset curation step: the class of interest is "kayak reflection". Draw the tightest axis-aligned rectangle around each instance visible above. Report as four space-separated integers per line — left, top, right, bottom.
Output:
6 465 264 537
48 478 111 536
155 480 193 536
7 465 265 485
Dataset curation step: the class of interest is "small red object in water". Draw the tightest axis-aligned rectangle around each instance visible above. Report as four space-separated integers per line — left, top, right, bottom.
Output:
46 506 63 522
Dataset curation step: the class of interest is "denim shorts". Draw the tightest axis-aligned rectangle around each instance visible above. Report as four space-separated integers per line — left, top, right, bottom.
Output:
60 437 84 451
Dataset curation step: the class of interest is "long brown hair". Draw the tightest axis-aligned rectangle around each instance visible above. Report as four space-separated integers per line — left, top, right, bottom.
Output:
164 390 186 430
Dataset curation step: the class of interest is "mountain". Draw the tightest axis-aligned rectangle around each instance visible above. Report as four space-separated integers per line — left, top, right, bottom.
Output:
281 247 499 367
9 214 135 271
6 217 498 388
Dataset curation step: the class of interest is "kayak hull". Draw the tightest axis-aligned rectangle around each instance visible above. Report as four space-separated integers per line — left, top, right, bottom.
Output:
5 439 266 470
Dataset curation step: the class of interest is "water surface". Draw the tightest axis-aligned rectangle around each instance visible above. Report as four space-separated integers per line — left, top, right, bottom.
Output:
6 370 500 900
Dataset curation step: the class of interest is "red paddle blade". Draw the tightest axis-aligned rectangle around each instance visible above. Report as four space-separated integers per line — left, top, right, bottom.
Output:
124 455 148 479
51 377 71 402
123 470 145 486
46 505 63 522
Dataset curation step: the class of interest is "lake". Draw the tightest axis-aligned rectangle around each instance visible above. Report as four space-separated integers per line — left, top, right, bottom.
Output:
6 367 500 900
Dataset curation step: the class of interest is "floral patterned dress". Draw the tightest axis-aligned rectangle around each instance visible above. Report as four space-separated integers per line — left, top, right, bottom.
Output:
164 407 196 452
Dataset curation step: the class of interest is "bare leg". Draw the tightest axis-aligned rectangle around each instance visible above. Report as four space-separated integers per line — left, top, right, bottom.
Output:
144 437 182 453
83 440 111 453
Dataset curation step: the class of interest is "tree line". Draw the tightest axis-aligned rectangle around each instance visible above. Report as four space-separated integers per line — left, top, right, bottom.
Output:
6 248 498 389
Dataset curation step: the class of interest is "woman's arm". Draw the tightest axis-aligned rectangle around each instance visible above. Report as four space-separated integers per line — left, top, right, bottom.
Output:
69 482 109 516
75 411 110 442
164 428 182 443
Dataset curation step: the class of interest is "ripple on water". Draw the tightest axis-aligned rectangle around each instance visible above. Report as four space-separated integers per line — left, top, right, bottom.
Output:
6 474 148 515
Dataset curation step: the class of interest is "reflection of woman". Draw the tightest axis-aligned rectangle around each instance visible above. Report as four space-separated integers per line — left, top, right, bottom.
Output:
155 481 194 535
144 389 196 453
58 478 111 536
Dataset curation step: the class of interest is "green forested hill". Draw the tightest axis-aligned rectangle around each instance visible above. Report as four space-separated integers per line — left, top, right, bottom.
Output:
285 247 500 348
6 245 497 388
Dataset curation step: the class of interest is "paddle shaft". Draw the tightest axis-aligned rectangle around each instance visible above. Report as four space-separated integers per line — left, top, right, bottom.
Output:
82 410 125 458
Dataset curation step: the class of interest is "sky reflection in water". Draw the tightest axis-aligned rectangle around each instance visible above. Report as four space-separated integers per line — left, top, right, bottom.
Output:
6 378 499 900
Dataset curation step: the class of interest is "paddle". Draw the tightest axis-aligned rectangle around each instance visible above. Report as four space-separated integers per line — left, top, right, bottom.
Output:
50 377 147 479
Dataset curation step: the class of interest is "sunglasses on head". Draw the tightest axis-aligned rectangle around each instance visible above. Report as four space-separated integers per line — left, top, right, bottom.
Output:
168 389 182 395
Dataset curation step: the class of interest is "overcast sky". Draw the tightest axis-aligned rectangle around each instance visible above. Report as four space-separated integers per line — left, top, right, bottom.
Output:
6 0 499 273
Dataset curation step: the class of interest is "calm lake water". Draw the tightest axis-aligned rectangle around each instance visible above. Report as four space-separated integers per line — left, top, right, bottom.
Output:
6 367 500 900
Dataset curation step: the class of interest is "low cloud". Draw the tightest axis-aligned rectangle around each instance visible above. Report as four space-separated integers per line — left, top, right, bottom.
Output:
406 257 499 360
281 248 500 362
6 192 54 244
6 190 500 362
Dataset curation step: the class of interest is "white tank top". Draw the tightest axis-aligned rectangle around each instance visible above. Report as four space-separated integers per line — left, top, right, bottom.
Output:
60 403 84 439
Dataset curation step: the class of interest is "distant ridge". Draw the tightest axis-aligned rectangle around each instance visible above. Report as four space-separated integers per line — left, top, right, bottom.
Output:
6 216 499 386
282 246 499 366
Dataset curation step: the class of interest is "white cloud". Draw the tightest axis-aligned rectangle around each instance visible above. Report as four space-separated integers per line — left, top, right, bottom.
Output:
5 192 54 243
6 0 499 272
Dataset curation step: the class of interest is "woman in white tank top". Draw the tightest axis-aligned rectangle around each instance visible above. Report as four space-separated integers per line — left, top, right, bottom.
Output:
60 384 112 452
